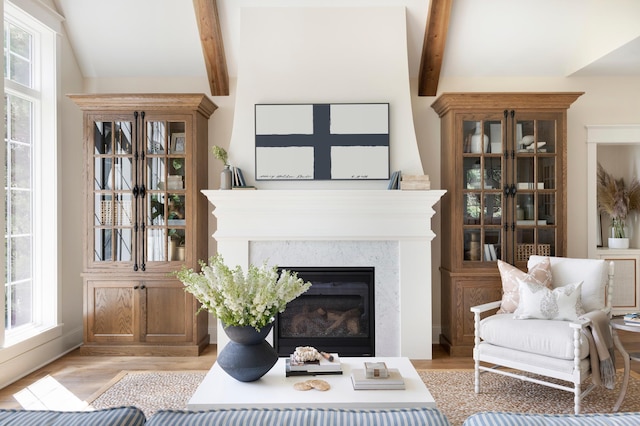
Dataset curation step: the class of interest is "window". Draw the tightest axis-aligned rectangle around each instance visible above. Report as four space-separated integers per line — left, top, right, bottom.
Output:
3 0 59 348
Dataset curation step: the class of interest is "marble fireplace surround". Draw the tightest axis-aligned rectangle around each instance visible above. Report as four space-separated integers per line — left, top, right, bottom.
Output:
202 189 445 359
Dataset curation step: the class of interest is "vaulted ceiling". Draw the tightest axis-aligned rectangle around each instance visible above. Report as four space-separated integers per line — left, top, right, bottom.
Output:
53 0 640 96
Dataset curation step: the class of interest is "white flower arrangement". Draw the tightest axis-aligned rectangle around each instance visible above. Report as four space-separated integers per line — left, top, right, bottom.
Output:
174 254 312 330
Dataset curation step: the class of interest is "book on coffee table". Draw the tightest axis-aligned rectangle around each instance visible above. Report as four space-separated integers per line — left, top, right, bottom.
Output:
285 353 342 376
351 368 405 390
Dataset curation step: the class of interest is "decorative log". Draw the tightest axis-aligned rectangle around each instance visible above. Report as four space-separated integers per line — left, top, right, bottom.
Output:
325 308 361 333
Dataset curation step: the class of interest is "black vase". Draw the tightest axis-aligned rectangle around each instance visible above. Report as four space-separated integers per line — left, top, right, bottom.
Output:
216 323 278 382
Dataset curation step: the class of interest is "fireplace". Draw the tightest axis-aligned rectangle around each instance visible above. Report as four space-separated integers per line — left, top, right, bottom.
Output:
274 267 375 357
202 189 445 359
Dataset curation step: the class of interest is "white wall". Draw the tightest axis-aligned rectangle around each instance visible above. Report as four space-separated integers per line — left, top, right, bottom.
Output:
228 7 423 188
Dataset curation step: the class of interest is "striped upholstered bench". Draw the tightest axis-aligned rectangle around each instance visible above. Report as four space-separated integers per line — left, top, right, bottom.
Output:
145 407 450 425
0 406 146 426
463 411 640 426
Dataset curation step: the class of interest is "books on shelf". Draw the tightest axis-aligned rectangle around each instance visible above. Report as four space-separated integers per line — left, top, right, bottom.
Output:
351 368 405 390
231 166 253 188
483 243 497 261
624 312 640 325
387 170 401 190
285 353 342 376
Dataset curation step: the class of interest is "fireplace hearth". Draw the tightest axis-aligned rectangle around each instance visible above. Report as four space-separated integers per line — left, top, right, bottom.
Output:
274 267 375 357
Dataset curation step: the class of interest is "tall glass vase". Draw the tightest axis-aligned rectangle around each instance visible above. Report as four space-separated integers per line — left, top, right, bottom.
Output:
216 323 278 382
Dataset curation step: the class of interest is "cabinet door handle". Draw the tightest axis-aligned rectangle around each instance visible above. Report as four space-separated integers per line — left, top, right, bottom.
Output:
134 285 139 289
140 285 146 290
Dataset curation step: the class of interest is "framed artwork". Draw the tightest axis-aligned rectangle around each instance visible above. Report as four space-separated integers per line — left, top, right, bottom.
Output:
255 103 390 180
171 133 185 153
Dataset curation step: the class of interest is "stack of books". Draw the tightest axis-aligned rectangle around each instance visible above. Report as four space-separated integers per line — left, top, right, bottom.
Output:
624 312 640 326
400 174 430 190
350 362 405 390
231 166 256 190
285 353 342 376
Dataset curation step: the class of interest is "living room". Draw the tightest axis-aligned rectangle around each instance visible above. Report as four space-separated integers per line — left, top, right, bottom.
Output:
2 0 640 421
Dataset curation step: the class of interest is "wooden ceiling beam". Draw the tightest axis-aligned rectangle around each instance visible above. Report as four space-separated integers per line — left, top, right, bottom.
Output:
193 0 229 96
418 0 453 96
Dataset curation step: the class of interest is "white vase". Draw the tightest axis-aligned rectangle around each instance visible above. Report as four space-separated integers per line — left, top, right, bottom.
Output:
608 237 629 249
220 165 232 190
470 124 489 153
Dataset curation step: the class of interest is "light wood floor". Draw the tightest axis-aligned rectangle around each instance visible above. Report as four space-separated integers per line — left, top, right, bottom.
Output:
1 332 640 410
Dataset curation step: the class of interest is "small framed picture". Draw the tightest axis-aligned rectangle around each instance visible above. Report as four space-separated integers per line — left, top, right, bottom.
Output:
171 133 186 153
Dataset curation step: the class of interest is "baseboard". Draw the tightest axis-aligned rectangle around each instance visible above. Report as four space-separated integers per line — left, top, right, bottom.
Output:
432 325 441 345
0 326 83 389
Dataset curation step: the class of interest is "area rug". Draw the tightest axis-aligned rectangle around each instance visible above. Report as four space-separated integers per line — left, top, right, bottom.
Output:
420 369 640 426
88 371 207 418
88 369 640 425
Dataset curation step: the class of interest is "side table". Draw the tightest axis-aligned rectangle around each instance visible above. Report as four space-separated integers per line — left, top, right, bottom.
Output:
610 317 640 411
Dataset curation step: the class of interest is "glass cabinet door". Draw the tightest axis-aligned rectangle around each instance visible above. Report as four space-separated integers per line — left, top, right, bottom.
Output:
462 119 504 263
92 121 134 264
513 118 558 264
144 120 187 264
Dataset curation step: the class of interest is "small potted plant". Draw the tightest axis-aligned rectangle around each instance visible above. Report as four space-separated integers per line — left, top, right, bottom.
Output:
211 145 232 190
597 163 640 248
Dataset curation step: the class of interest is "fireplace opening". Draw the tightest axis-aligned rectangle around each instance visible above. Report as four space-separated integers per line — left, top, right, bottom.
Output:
274 267 375 357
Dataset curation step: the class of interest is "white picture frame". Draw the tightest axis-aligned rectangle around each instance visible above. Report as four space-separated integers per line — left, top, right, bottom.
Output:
171 133 186 153
255 103 390 181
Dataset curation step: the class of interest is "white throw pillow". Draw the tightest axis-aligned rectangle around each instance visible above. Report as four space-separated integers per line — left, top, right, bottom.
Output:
513 278 585 321
528 256 607 312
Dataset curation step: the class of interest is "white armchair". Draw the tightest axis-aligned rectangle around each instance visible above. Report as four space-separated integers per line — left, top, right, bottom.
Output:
470 256 615 414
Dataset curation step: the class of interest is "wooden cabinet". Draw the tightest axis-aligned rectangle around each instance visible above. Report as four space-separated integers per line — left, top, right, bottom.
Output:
594 249 640 315
70 94 216 356
431 92 582 356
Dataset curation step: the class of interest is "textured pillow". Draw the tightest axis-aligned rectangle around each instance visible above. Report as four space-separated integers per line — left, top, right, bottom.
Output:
528 255 608 312
513 278 585 321
497 258 553 314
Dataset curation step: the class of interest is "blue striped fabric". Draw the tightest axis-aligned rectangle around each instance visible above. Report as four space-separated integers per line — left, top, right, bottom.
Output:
0 406 146 426
462 411 640 426
145 407 450 426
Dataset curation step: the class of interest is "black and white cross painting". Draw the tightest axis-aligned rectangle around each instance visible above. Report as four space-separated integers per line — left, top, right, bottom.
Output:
255 103 389 180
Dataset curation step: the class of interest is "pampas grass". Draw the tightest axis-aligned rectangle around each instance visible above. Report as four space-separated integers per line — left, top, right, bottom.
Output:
597 163 640 238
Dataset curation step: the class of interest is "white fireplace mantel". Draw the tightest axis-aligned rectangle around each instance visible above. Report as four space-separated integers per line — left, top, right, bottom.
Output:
202 189 445 359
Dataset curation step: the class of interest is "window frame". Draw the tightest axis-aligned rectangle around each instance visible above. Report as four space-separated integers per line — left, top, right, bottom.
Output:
2 0 61 352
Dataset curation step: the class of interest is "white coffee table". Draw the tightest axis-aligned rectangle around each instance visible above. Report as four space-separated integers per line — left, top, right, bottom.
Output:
187 356 436 410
